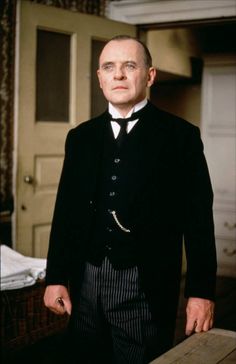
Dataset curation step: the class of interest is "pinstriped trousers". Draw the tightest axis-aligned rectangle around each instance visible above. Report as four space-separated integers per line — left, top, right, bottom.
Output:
71 257 158 364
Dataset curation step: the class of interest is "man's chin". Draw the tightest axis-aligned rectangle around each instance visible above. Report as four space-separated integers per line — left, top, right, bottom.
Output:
109 98 132 107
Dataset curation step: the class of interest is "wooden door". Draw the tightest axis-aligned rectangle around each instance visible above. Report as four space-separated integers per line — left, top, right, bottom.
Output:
16 1 135 257
201 56 236 277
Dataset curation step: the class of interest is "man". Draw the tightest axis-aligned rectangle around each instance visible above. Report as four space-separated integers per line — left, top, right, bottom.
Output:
44 35 217 363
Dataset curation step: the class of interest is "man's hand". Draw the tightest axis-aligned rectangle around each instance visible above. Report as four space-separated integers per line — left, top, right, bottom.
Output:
185 297 214 336
44 284 72 315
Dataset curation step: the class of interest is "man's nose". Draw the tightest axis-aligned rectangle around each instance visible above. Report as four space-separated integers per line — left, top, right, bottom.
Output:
114 66 126 79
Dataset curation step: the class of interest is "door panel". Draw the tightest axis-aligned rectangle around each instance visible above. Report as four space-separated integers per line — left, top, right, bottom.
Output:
33 224 51 258
201 57 236 277
16 1 135 257
34 155 64 192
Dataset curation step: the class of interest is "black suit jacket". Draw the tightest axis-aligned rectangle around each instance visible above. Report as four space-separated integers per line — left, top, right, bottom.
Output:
46 102 217 338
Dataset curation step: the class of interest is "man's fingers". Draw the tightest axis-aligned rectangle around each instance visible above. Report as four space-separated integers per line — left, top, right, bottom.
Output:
50 304 66 315
185 318 197 336
186 317 213 335
50 295 71 315
202 317 213 332
195 319 204 333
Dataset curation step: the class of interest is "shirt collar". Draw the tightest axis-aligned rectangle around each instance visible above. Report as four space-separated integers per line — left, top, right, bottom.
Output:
108 99 147 119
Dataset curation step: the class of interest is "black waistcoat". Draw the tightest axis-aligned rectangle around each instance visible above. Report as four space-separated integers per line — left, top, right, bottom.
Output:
87 119 142 269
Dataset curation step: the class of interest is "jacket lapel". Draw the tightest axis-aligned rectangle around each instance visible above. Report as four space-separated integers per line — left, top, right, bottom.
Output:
81 112 109 200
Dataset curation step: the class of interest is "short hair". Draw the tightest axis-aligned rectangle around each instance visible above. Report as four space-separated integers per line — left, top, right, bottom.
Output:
107 35 153 68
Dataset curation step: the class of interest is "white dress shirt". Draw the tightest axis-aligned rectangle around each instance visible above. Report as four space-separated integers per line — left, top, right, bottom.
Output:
109 99 147 139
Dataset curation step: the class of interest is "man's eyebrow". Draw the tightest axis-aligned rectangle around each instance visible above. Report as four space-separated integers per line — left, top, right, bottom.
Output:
101 60 138 67
125 60 137 64
100 61 114 67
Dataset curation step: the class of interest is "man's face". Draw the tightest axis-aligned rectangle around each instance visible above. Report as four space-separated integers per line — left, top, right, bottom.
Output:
97 39 156 115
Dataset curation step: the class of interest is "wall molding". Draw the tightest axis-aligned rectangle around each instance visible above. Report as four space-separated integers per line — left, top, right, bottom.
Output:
108 0 236 25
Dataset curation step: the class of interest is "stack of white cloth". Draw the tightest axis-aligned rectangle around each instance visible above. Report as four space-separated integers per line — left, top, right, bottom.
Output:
0 244 47 290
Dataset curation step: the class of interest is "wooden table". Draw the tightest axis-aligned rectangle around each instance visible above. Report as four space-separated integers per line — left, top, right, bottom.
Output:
150 328 236 364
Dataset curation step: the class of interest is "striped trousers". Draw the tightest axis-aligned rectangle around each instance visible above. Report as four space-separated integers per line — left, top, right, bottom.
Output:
69 257 158 364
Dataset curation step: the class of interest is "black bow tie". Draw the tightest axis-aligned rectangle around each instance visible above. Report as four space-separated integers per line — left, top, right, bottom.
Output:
109 109 142 124
108 108 145 147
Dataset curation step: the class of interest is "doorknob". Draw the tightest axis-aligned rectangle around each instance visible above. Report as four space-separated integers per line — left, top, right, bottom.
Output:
24 175 34 184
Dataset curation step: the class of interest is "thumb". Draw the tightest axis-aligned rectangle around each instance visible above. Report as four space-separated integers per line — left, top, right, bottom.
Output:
64 297 72 315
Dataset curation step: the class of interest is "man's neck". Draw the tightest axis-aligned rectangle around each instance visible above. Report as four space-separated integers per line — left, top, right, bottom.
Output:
109 99 147 119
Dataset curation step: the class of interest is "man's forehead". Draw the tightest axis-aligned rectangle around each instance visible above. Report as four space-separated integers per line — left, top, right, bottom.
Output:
100 40 142 61
107 39 138 46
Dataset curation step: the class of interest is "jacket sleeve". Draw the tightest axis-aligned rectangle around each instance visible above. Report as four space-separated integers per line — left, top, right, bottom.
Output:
45 129 75 286
183 126 217 301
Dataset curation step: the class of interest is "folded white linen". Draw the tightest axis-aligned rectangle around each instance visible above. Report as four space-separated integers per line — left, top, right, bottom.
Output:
0 244 46 290
1 275 35 290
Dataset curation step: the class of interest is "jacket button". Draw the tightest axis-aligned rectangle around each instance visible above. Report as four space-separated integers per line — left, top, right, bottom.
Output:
114 158 120 163
111 175 117 181
105 244 112 251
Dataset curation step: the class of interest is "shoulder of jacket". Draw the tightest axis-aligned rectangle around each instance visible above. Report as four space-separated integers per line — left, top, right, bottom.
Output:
67 112 107 137
148 102 199 135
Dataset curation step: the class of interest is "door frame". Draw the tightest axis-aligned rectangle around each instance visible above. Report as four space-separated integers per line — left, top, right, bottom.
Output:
12 0 136 254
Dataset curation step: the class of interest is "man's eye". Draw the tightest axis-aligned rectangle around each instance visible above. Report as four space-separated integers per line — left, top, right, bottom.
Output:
102 64 114 71
125 63 136 70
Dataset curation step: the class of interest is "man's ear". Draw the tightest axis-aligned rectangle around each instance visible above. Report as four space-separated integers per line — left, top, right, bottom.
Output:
147 67 157 87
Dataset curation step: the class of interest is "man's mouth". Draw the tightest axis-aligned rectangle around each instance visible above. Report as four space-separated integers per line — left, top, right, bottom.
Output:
113 86 128 90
